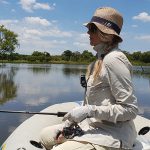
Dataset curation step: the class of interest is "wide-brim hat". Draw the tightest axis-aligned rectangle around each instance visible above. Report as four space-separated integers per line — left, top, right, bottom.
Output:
84 7 123 42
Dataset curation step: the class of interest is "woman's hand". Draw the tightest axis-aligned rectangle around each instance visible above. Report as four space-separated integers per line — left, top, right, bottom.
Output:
54 120 72 143
55 131 66 144
63 106 91 123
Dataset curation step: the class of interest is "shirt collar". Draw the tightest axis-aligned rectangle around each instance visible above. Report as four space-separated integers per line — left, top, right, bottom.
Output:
93 43 107 59
93 44 119 59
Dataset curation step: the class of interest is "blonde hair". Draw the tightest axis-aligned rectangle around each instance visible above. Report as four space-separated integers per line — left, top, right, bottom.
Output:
86 29 122 80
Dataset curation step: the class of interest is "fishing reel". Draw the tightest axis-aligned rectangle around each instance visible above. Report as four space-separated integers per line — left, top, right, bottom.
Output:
80 74 87 88
63 123 84 139
57 123 84 139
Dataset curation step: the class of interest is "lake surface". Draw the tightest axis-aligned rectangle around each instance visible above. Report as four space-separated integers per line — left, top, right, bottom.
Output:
0 63 150 145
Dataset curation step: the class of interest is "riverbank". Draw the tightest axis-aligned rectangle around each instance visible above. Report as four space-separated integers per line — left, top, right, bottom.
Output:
0 60 90 65
0 60 150 66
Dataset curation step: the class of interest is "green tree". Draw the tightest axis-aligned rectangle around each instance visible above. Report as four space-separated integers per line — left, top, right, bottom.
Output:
0 25 19 54
81 50 95 62
70 51 81 61
121 50 133 61
62 50 72 61
31 51 51 63
132 51 141 61
140 51 150 63
0 67 18 104
32 51 44 56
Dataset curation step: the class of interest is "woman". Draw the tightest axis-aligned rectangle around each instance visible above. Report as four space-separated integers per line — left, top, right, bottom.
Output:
40 7 138 150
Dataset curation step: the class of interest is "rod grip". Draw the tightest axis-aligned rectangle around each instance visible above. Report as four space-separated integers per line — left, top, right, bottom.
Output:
57 112 67 117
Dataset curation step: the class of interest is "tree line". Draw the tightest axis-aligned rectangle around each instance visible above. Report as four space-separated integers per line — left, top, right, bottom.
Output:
0 25 150 65
124 51 150 64
0 50 95 64
1 49 150 65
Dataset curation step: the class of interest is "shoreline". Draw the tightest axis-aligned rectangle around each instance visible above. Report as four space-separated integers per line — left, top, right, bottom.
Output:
0 60 150 66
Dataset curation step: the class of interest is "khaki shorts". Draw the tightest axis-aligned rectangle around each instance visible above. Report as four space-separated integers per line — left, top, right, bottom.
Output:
51 141 123 150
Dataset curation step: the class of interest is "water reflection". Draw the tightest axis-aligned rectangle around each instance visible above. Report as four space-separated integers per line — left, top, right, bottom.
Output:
0 64 18 104
133 66 150 74
132 68 150 119
0 64 150 145
62 64 87 76
28 64 51 74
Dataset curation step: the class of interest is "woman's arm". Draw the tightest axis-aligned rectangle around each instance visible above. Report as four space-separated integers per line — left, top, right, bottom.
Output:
92 53 138 123
63 53 138 124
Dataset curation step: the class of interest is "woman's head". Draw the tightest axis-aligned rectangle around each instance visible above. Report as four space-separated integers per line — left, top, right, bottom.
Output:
88 23 122 51
85 7 123 47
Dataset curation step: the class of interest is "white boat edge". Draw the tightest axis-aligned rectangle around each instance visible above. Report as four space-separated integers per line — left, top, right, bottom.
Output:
0 101 150 150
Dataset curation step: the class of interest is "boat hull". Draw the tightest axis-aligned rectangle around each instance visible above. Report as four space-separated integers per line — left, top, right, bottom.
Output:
1 102 79 150
1 102 150 150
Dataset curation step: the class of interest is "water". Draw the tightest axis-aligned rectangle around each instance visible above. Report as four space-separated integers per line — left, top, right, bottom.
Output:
0 63 150 145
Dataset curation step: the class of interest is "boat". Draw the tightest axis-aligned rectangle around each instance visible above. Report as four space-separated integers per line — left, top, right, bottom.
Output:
0 101 150 150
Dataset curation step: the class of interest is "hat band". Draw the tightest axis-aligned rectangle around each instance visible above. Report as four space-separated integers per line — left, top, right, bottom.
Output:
91 16 121 34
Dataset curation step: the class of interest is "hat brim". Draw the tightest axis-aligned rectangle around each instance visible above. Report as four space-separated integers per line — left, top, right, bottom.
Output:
84 22 123 42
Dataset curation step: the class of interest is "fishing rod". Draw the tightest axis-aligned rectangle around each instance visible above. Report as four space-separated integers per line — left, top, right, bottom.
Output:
0 110 67 117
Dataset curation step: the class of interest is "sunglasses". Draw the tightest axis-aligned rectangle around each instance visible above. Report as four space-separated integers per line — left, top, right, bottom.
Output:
88 24 98 33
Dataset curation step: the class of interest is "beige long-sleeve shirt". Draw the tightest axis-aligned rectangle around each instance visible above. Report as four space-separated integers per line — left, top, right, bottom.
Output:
73 48 138 149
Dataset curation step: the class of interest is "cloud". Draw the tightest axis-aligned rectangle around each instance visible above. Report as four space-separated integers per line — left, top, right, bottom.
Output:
131 25 138 28
0 0 9 4
133 12 150 22
19 0 55 12
24 17 51 26
24 97 49 106
73 42 88 47
135 35 150 41
23 29 42 40
0 19 19 26
73 33 92 50
45 29 72 38
11 9 16 12
33 2 55 10
25 29 41 36
0 16 85 54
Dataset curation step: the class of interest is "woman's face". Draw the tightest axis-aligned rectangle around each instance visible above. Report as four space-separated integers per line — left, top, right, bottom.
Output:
87 24 102 46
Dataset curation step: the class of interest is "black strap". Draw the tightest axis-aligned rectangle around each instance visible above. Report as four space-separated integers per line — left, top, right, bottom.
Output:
95 53 106 60
91 16 121 34
101 54 106 59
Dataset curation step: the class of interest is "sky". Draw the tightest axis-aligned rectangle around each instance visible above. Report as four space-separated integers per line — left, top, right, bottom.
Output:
0 0 150 55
